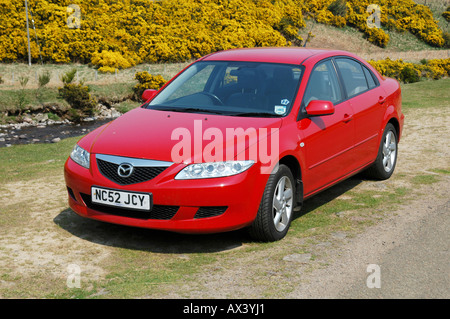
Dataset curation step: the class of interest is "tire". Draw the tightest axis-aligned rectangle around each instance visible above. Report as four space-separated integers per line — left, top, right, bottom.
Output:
366 123 398 180
249 164 296 242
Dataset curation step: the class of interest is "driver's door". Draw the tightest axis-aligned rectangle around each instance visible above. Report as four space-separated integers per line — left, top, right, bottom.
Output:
298 59 357 196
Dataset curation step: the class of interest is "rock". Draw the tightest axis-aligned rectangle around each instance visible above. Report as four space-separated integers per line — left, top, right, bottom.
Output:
32 139 40 143
0 138 5 142
51 137 61 143
19 134 27 139
34 113 48 123
111 109 121 118
283 253 312 263
22 115 33 123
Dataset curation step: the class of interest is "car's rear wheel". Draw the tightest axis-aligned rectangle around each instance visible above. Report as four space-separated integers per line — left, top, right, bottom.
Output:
366 123 398 180
249 164 295 242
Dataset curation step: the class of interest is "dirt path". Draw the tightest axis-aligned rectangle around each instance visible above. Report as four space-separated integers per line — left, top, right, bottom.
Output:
286 179 449 298
0 106 448 298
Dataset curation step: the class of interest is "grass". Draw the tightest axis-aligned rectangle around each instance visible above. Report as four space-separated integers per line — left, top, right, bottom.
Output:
0 61 188 91
401 78 450 109
430 168 450 175
411 174 441 185
0 77 448 299
0 136 76 184
0 86 68 113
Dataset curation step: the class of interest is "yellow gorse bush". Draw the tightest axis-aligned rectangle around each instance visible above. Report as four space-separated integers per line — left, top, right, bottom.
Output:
0 0 445 66
368 58 450 83
1 0 305 65
91 50 133 73
133 71 167 100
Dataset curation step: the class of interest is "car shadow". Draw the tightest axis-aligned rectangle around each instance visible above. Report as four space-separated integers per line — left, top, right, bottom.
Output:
54 174 365 254
293 173 364 220
54 208 248 254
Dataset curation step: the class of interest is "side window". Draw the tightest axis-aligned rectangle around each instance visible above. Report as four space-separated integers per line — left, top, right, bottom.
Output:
303 60 342 106
362 65 376 89
336 58 369 98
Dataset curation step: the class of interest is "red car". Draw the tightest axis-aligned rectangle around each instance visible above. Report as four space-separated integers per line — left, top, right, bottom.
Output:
65 48 404 241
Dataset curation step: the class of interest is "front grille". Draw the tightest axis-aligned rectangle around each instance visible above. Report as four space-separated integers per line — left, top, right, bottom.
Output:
97 158 167 185
194 206 228 219
80 193 179 220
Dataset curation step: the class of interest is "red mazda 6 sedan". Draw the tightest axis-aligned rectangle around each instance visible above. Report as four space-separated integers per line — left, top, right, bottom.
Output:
64 48 404 241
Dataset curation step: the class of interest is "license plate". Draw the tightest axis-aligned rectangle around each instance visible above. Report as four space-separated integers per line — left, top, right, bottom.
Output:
91 186 152 211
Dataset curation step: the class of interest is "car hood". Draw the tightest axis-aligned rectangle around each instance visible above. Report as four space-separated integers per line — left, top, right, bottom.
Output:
86 107 282 163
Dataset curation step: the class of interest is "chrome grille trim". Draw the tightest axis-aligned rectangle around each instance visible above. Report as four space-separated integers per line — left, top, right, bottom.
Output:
96 154 174 167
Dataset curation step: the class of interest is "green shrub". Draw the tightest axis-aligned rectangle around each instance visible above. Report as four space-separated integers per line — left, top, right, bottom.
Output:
443 32 450 49
328 0 348 17
36 71 51 104
61 68 77 85
58 83 96 121
400 66 420 83
17 76 29 113
38 71 51 88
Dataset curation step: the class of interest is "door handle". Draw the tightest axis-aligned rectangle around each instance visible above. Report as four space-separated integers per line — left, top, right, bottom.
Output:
378 96 386 104
342 113 353 123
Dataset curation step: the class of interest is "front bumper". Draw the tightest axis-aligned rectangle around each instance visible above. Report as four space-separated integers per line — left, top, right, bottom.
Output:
64 155 268 234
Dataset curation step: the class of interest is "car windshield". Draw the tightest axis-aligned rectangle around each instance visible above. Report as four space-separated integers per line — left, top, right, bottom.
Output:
147 61 303 117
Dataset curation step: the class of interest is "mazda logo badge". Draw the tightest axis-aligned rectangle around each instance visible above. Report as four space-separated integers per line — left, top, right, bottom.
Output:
117 163 134 178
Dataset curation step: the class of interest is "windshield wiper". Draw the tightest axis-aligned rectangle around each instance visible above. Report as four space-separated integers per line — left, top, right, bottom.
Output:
149 106 281 117
228 111 280 118
150 106 224 115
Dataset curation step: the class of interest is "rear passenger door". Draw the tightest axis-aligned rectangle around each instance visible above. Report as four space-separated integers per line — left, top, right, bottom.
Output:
335 58 385 168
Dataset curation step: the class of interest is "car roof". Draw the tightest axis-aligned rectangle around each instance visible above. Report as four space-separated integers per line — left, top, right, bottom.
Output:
201 47 353 65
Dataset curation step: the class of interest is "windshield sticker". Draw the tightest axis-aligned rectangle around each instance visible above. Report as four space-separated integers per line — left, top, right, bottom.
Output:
274 105 287 115
280 99 290 105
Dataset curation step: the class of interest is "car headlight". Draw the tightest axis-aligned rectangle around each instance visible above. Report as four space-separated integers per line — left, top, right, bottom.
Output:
70 144 90 169
174 160 254 180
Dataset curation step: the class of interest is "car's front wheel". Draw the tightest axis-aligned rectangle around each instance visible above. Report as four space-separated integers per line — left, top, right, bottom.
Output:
249 164 295 242
366 123 398 180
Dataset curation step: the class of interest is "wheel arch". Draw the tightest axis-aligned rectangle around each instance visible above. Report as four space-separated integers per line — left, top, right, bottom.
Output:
387 116 400 141
279 155 303 206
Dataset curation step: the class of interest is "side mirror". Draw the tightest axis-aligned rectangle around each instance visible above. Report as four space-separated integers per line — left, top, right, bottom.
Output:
142 89 158 102
305 100 335 116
